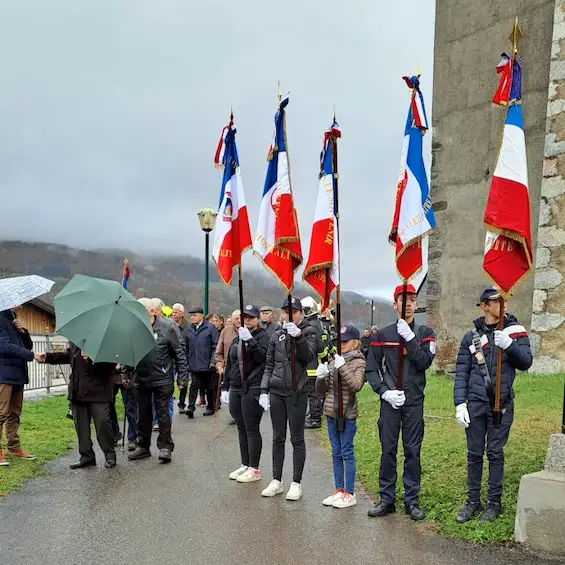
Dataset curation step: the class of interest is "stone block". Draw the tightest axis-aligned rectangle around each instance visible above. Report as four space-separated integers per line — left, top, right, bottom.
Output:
544 158 558 177
545 434 565 473
538 225 565 247
530 356 565 374
515 470 565 556
532 290 548 313
536 247 551 268
531 312 565 331
540 175 565 197
548 98 565 117
551 60 565 81
534 268 562 290
545 134 565 157
538 199 552 225
529 333 541 355
555 20 565 42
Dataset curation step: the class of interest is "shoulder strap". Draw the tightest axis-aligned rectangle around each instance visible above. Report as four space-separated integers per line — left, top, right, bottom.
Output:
471 328 494 398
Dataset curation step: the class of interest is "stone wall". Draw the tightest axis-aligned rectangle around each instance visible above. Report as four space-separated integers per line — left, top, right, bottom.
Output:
429 0 555 366
531 0 565 373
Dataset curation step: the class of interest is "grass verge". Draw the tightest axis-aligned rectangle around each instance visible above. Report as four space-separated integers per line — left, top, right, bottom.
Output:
0 394 76 498
336 373 563 544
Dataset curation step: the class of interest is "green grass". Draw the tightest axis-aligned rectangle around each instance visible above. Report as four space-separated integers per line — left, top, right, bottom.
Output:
0 395 77 497
333 373 564 544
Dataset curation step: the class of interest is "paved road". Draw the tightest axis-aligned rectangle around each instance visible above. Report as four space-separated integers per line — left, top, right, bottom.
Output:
0 408 559 565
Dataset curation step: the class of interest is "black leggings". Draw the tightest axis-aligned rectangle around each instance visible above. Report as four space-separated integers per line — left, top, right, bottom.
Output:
229 388 264 469
270 393 308 483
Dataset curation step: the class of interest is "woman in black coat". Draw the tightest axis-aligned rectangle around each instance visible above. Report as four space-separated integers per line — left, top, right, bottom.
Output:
220 305 270 483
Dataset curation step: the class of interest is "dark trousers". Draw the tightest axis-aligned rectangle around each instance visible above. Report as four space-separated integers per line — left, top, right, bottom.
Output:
188 371 215 412
109 385 138 441
378 401 424 506
307 376 323 423
136 383 174 451
178 386 187 409
229 387 264 469
73 401 116 463
270 392 308 483
466 402 513 504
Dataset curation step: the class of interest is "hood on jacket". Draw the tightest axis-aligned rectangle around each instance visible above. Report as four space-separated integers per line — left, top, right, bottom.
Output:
473 314 518 333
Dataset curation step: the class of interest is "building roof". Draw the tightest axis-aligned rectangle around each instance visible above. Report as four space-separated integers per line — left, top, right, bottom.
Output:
29 298 55 316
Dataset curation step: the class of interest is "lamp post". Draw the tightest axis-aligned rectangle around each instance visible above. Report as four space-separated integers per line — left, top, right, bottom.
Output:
197 206 217 316
365 299 375 327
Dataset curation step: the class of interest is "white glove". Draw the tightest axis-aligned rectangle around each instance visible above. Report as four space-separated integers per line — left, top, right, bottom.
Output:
259 393 270 411
238 327 253 342
397 319 415 342
381 390 406 409
220 390 230 405
455 403 470 428
316 363 329 378
494 330 512 350
334 354 345 369
285 322 302 338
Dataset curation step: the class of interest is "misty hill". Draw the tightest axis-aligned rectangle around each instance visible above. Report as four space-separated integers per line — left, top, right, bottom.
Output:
0 240 394 327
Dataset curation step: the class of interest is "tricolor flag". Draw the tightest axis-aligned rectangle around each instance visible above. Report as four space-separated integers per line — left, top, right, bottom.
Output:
484 56 532 297
389 75 436 282
303 121 340 310
121 258 130 289
253 95 302 292
212 117 252 285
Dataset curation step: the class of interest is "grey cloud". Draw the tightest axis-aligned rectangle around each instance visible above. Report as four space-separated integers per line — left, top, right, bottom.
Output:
0 0 435 300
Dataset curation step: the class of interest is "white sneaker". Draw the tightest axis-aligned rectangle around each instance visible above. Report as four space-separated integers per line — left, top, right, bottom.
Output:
322 489 344 506
286 482 303 501
332 492 357 508
261 479 284 497
229 465 248 480
237 467 262 483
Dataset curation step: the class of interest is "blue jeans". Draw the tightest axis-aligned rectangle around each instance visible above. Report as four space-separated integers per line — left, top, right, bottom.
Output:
327 417 357 494
153 394 174 425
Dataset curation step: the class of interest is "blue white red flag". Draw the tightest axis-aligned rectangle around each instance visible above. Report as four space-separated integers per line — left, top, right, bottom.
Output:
253 95 302 292
212 117 252 285
303 121 340 310
484 57 531 297
389 75 435 282
121 258 130 289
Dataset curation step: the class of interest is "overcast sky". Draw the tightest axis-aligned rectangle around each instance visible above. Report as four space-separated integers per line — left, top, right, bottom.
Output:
0 0 435 300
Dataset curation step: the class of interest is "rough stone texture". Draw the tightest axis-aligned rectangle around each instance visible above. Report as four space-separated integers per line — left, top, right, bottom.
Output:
530 332 542 355
429 2 554 363
532 0 565 373
545 433 565 473
515 470 565 555
530 355 565 373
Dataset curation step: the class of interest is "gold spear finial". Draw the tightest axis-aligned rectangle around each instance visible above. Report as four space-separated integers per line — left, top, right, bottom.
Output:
509 16 523 54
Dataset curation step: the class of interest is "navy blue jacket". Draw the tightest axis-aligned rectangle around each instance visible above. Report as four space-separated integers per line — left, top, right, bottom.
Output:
185 320 219 373
454 314 532 407
365 320 435 405
0 310 34 387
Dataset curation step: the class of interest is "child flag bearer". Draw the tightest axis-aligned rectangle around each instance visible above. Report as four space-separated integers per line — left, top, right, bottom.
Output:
316 324 365 508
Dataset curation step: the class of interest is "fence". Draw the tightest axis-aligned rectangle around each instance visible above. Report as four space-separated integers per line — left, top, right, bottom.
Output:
27 335 71 392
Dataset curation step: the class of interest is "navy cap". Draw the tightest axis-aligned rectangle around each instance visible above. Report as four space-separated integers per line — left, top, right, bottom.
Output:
477 287 501 306
243 304 260 318
340 324 360 341
281 296 303 311
188 307 204 314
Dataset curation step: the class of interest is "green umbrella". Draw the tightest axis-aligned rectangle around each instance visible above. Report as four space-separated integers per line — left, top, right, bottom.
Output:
54 274 155 366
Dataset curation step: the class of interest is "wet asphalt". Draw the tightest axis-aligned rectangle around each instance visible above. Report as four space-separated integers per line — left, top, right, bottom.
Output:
0 407 560 565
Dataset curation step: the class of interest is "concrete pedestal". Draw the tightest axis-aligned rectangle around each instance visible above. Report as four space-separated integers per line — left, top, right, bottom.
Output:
514 434 565 557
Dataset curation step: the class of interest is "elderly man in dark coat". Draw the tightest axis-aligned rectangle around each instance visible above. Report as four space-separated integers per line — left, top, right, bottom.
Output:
43 345 118 468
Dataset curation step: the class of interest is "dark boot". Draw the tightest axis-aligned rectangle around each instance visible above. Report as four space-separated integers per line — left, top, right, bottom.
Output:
229 417 236 425
405 504 425 521
368 502 396 517
158 449 172 463
69 458 96 470
203 409 214 416
128 447 151 460
104 459 117 469
186 408 195 419
127 440 136 452
456 500 483 524
479 501 502 524
304 419 321 429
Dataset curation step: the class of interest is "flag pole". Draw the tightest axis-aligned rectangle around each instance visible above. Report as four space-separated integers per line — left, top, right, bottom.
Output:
330 107 344 420
492 296 505 425
238 262 248 386
396 283 408 390
278 81 299 407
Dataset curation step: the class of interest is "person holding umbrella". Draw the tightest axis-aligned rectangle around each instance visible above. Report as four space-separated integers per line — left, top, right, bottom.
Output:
41 346 118 468
220 305 270 483
122 297 188 463
0 306 43 465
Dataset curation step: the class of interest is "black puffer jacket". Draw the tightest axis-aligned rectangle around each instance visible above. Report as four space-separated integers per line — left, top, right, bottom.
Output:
453 314 532 407
221 326 270 391
121 318 188 388
260 320 317 396
366 320 435 405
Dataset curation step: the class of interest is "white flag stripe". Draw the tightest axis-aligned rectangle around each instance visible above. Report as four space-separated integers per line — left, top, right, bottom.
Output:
493 124 529 190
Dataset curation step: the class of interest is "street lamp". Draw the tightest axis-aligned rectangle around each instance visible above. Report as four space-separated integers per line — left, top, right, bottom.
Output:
364 299 375 327
197 206 218 316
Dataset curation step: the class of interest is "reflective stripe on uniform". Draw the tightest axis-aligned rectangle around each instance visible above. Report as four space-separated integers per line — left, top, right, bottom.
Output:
306 369 318 376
